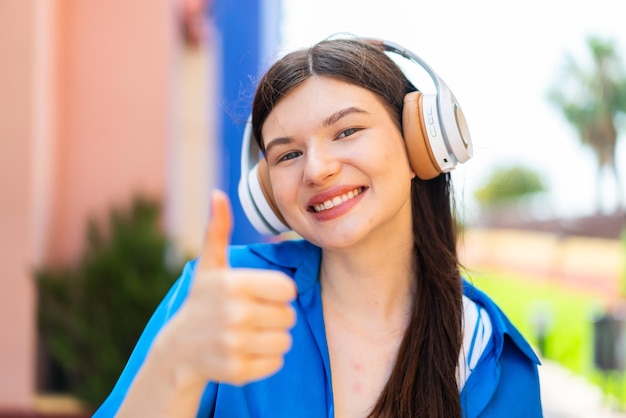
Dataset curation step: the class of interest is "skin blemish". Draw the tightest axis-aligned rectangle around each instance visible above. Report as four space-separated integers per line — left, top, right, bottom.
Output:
352 363 365 393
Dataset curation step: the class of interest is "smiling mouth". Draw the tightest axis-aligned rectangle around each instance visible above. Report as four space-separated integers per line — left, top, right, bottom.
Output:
311 187 365 213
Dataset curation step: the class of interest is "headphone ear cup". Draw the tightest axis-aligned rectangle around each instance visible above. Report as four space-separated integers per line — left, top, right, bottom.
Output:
256 159 289 229
238 159 290 235
403 91 441 180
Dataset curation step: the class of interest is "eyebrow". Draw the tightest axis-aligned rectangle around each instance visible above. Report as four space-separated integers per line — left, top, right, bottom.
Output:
264 106 370 156
322 106 369 127
264 136 293 157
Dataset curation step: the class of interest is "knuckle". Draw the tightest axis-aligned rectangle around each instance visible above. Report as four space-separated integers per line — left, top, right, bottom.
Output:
218 330 244 354
204 270 241 298
219 273 239 293
277 332 293 353
269 356 285 373
224 302 250 327
284 306 297 327
224 357 246 381
212 271 235 295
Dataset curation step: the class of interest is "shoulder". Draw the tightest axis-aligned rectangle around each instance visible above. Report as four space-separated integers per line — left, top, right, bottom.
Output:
461 280 543 417
462 280 540 365
93 239 321 417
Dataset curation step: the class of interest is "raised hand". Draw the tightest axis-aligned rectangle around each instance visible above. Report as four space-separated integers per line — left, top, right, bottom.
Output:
157 190 297 388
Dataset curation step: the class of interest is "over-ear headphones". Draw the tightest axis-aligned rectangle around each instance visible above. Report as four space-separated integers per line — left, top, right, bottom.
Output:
238 38 473 235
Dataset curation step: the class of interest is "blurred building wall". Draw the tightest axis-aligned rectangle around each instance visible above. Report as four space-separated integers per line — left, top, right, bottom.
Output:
49 0 171 265
0 0 40 410
0 0 215 413
460 228 625 298
1 0 622 415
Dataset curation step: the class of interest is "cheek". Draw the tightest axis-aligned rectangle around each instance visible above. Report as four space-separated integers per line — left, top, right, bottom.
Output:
367 145 410 176
387 141 414 177
373 147 415 188
268 173 298 213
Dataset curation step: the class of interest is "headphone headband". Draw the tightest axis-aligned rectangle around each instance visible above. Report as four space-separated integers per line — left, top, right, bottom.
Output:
377 39 473 165
238 38 473 235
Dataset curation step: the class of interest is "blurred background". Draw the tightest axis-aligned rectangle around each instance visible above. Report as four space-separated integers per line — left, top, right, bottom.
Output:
1 0 624 416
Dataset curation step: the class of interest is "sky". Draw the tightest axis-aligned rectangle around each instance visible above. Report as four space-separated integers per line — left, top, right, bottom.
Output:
276 0 626 220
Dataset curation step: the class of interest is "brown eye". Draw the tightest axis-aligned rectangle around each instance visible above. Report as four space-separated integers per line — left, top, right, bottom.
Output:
278 151 302 162
337 127 360 139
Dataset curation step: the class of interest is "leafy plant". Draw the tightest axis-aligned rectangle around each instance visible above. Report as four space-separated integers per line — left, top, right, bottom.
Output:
547 36 626 211
470 270 626 407
622 227 626 297
474 165 547 208
36 195 183 409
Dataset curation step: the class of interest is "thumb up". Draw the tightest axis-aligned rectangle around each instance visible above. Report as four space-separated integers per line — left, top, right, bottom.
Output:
161 190 297 387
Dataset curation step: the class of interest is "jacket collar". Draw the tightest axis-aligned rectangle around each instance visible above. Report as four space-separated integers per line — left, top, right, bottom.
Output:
248 239 322 293
247 239 539 365
463 280 540 365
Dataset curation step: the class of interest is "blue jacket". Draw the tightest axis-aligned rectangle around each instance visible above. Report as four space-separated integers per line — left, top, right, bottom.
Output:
94 239 542 417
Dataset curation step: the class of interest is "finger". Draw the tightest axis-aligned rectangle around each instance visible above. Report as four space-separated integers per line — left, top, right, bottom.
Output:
199 189 233 270
225 299 296 330
218 329 293 357
240 330 293 356
251 303 296 330
227 355 286 385
244 355 286 382
234 270 297 303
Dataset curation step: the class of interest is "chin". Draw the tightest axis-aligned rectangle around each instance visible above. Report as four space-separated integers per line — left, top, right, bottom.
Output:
299 226 364 250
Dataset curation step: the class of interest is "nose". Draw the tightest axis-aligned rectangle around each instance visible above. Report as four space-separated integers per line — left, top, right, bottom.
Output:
302 143 341 186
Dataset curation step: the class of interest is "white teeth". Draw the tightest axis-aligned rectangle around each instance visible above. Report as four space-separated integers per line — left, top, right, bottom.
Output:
313 188 362 212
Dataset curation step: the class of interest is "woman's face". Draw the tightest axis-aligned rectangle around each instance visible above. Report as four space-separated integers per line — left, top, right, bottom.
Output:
261 76 415 250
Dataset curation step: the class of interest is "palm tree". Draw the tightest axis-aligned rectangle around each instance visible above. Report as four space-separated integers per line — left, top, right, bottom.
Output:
548 36 626 213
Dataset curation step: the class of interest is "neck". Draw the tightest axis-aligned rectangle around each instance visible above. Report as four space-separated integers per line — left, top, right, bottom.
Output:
320 235 415 332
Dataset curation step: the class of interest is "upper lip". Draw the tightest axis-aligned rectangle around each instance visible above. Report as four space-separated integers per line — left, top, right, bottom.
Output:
306 185 366 210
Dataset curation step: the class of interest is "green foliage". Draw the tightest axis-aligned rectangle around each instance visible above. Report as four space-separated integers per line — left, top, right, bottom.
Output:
547 35 626 210
36 196 183 409
474 165 546 207
470 270 626 407
468 271 596 373
548 36 626 122
622 228 626 297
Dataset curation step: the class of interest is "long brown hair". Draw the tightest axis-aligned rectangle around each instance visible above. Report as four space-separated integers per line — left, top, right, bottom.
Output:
251 37 463 418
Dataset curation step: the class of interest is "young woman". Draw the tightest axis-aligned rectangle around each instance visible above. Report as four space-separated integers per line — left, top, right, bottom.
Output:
94 37 542 417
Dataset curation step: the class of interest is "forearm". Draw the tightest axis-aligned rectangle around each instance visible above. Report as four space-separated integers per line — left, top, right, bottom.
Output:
115 343 207 418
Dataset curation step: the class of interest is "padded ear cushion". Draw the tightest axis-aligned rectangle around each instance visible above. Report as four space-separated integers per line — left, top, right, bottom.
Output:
256 158 289 229
402 91 441 180
238 160 290 235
